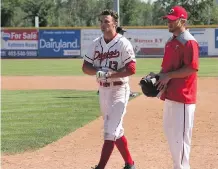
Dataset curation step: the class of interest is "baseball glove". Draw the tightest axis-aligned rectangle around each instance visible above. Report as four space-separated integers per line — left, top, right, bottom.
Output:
139 75 160 97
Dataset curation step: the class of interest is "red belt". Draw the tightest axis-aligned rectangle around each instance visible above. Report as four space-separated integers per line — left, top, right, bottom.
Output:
99 81 123 87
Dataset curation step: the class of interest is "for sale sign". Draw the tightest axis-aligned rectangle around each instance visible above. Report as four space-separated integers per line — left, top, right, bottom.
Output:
1 29 38 57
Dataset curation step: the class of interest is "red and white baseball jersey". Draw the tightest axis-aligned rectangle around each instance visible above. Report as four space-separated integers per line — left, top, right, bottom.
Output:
161 30 199 103
84 33 136 83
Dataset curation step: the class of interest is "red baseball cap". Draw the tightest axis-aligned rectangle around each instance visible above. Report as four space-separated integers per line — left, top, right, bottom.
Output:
163 6 188 21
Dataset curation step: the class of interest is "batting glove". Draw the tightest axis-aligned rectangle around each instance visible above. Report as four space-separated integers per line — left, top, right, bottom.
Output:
96 70 109 79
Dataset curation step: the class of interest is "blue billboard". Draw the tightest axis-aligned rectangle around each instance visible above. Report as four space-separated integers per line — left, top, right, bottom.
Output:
38 30 81 57
215 29 218 49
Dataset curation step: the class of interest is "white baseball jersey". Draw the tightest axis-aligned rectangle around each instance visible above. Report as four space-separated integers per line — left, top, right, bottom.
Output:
84 33 136 83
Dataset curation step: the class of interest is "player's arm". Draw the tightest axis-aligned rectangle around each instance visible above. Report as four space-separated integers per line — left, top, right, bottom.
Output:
108 60 136 78
149 68 163 77
108 41 136 78
165 40 199 79
82 42 97 76
82 60 98 75
167 66 197 78
156 41 199 90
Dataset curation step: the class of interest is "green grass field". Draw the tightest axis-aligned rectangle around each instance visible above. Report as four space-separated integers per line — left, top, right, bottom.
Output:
1 58 218 154
1 90 100 154
2 58 218 76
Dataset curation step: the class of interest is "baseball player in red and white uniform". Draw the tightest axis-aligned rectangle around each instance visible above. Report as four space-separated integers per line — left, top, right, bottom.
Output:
82 9 136 169
96 26 137 98
151 6 199 169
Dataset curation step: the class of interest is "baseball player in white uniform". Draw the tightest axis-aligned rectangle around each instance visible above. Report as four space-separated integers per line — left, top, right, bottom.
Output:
96 26 137 98
82 9 136 169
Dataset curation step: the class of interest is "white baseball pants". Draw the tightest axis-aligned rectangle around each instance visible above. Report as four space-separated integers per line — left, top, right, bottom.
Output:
99 83 130 141
163 99 196 169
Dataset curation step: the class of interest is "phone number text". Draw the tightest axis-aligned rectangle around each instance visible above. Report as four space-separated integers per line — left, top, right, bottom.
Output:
1 50 37 57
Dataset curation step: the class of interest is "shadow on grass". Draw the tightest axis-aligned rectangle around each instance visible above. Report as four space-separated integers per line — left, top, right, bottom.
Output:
55 91 142 100
56 96 95 99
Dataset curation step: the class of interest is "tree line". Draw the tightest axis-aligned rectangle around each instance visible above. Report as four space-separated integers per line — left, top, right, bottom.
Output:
2 0 218 27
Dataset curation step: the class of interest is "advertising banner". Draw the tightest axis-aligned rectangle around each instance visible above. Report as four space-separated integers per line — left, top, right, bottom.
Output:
215 29 218 49
125 29 171 57
81 29 102 57
38 29 80 57
1 29 38 58
189 28 209 56
81 29 171 58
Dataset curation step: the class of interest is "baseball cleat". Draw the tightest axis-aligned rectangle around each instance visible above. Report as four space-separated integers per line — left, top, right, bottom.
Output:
123 163 136 169
91 165 99 169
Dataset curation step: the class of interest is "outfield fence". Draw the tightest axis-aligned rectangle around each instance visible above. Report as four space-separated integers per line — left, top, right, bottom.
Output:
1 25 218 58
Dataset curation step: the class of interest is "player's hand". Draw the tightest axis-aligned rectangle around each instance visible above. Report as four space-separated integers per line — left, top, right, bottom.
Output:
96 70 111 80
155 73 171 90
96 70 107 78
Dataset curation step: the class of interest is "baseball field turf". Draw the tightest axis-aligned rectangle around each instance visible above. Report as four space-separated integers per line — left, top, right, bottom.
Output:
1 58 218 154
2 58 218 76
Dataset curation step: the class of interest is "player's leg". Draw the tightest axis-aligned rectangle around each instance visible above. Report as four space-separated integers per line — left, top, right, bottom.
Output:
99 87 107 118
107 84 135 166
163 99 195 169
180 103 195 169
104 84 130 140
97 140 115 169
96 87 115 169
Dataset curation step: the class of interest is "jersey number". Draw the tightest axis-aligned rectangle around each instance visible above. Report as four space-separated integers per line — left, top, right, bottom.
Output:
109 61 118 70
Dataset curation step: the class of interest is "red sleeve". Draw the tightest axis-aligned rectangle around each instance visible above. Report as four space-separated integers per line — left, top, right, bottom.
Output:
184 40 199 70
125 60 136 74
82 60 93 70
82 60 88 68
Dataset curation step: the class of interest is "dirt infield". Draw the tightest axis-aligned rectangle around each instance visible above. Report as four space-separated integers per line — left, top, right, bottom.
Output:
1 76 218 169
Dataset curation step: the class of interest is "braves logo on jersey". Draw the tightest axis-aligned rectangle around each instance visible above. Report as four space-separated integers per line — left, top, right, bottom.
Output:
94 50 120 60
